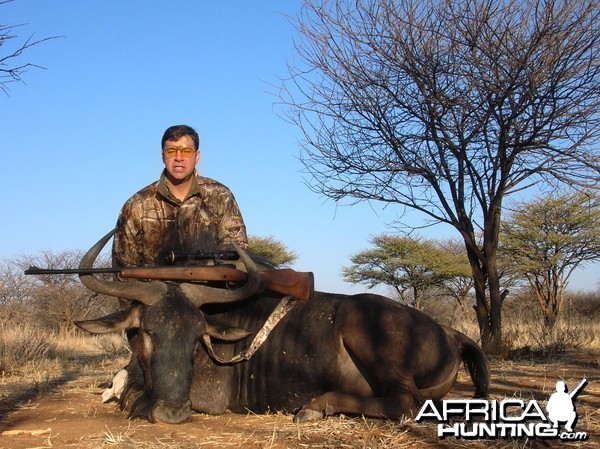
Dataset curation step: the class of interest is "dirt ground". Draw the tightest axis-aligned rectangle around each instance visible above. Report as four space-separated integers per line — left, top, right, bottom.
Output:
1 351 599 449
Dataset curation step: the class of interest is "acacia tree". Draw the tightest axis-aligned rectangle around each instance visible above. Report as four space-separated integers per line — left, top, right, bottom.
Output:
280 0 600 353
247 235 299 268
342 234 472 310
500 191 600 330
435 238 476 317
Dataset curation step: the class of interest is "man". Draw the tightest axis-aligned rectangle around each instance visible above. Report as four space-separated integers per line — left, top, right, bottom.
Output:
546 380 581 433
103 125 249 403
112 124 248 269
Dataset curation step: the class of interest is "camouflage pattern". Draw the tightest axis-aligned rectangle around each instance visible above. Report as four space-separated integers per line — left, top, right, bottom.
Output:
112 171 248 268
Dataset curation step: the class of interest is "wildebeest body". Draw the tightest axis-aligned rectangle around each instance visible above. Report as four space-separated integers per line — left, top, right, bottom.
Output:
203 292 461 414
106 290 485 422
75 231 489 424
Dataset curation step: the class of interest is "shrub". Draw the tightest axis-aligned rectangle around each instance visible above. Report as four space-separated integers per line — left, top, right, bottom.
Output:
0 323 54 373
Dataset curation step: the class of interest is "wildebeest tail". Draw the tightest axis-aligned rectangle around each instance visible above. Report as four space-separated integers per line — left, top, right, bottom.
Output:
458 333 490 399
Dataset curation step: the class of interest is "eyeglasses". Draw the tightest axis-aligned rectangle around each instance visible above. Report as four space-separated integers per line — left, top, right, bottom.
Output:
163 146 197 158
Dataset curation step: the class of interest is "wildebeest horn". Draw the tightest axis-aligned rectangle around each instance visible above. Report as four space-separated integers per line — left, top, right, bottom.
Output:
79 229 167 304
180 243 264 306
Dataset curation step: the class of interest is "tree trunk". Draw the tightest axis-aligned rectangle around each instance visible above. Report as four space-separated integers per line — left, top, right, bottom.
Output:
529 269 564 332
460 203 504 355
486 265 504 354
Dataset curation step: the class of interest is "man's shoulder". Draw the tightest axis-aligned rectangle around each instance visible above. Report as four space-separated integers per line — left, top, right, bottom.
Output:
133 180 160 197
196 175 234 195
121 181 160 207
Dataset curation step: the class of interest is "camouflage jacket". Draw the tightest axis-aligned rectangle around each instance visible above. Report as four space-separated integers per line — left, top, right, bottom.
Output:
112 171 248 267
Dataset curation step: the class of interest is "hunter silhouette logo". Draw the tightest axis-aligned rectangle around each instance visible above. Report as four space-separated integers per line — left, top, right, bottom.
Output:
416 378 589 441
546 378 587 433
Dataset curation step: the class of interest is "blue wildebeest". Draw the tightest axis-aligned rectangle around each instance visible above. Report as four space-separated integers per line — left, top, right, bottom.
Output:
75 231 489 424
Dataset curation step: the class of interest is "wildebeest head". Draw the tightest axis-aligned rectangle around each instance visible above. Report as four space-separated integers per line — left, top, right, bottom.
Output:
75 230 261 423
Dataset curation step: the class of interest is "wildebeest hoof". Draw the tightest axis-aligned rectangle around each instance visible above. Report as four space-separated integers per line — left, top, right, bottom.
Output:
293 408 324 423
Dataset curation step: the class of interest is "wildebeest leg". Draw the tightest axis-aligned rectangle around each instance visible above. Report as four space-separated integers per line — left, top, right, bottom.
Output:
293 391 418 423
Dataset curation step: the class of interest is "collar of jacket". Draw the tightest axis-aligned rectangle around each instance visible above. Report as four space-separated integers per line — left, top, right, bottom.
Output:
156 170 202 204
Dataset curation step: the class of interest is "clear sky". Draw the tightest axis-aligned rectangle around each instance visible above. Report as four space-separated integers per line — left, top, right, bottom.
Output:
2 0 598 294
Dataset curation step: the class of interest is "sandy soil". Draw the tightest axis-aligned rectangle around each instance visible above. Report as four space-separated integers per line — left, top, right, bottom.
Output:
1 351 599 448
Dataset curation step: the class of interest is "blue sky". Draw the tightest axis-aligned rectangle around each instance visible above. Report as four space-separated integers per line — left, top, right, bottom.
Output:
2 0 598 294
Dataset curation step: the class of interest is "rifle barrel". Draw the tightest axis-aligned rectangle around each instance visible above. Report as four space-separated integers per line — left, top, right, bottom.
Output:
569 378 588 399
25 266 122 275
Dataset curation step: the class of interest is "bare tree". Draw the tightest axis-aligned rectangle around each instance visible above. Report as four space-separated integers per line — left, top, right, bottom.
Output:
0 259 32 325
279 0 600 353
1 0 60 95
17 250 117 333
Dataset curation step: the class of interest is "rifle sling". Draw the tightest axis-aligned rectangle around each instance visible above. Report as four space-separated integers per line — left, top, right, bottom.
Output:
201 296 296 365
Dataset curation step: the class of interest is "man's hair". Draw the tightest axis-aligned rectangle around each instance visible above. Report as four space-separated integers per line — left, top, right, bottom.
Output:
161 125 200 150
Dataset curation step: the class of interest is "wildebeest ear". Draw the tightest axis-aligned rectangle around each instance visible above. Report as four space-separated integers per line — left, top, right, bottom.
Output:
205 321 253 342
75 305 142 334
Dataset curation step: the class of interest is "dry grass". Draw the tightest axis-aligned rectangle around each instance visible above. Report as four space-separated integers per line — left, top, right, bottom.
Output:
84 415 431 449
450 314 600 357
0 326 128 406
1 323 599 448
0 324 52 371
503 316 600 353
0 325 127 374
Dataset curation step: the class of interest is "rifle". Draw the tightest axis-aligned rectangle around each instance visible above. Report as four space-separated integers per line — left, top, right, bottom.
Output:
569 378 587 399
25 264 314 301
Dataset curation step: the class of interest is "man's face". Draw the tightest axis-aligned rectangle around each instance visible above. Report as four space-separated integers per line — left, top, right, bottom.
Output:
162 135 200 184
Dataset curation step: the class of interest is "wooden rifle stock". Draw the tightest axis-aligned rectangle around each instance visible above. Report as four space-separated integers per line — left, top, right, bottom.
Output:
120 266 315 301
253 269 315 302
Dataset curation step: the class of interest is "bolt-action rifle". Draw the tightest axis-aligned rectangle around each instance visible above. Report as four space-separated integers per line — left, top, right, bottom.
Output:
25 251 314 301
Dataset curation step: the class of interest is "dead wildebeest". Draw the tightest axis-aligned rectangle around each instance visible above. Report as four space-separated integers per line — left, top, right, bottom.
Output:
75 231 489 424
